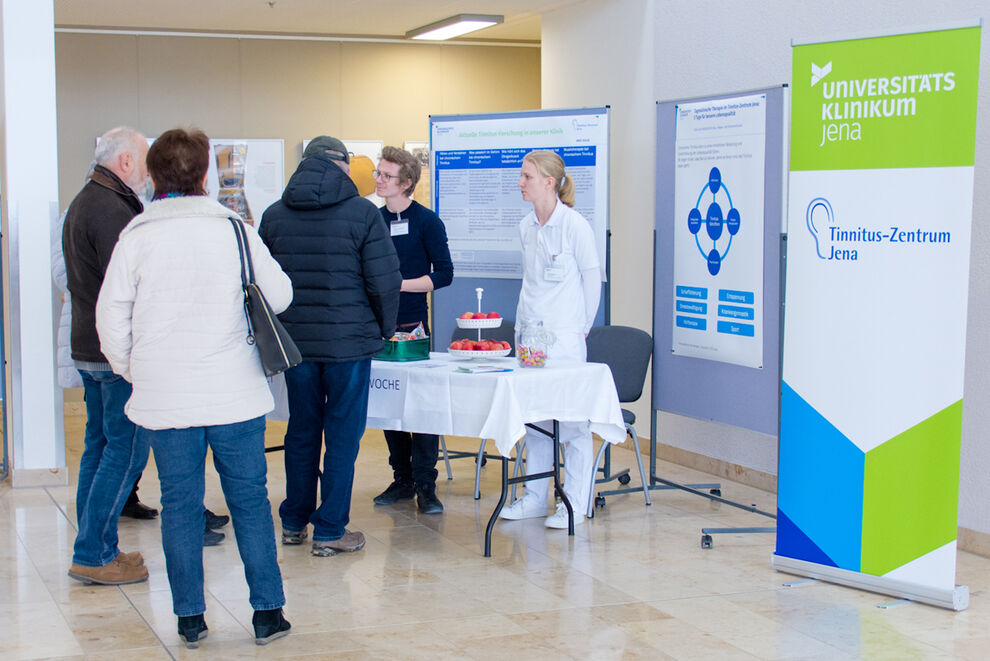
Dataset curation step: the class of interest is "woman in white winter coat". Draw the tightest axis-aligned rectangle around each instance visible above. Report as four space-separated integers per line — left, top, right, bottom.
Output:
499 150 601 529
96 128 293 648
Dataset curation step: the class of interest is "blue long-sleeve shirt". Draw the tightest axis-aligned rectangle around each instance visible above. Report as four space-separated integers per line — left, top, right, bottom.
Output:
380 200 453 329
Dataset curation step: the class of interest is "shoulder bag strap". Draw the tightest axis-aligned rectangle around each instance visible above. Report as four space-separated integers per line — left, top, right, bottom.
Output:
229 217 256 344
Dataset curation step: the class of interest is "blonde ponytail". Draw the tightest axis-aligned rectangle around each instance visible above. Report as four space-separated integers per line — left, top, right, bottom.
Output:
557 172 575 207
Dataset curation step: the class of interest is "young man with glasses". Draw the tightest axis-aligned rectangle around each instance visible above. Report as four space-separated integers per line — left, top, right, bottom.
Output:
372 146 453 514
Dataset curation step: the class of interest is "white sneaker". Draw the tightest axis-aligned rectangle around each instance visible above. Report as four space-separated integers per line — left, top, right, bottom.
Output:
545 502 585 529
498 497 547 520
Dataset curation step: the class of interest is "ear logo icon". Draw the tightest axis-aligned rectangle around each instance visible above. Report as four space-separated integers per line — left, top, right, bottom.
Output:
806 198 832 260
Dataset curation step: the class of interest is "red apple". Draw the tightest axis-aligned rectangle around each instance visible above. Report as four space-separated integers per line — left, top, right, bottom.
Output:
459 312 474 319
473 312 487 319
487 311 501 319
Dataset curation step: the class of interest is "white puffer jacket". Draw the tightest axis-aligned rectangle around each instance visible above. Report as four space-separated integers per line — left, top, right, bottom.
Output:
97 196 293 430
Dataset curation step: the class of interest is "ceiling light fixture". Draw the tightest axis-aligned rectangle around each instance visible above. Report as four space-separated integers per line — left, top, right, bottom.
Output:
405 14 504 41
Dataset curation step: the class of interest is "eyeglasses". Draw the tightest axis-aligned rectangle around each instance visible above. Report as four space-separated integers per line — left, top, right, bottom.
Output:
372 169 399 182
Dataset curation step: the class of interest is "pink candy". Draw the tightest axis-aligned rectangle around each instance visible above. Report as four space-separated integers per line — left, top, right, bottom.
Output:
517 345 547 367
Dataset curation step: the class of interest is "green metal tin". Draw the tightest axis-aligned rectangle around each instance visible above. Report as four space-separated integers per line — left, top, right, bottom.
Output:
375 337 430 361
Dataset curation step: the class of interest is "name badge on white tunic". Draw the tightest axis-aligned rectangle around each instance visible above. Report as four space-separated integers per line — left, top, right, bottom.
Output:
390 220 409 236
543 266 565 281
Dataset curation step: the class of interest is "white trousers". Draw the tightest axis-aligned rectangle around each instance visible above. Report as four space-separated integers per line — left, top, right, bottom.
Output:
518 329 593 513
519 419 593 513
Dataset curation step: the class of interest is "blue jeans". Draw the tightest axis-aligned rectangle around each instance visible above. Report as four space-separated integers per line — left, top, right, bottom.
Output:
73 369 148 567
142 417 285 616
280 359 370 542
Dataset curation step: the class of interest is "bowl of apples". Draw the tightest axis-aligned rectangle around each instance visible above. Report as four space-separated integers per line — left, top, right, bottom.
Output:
456 311 503 329
448 338 512 359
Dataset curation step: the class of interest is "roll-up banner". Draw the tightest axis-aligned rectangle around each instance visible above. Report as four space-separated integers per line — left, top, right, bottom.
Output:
775 23 981 610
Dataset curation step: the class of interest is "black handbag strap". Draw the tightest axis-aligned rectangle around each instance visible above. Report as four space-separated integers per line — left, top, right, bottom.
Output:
229 217 256 344
228 217 256 286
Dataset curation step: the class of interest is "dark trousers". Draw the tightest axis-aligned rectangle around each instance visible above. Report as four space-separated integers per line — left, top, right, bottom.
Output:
382 430 439 488
279 358 370 542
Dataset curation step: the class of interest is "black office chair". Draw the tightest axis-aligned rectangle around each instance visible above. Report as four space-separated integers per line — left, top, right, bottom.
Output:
440 321 515 498
585 325 653 517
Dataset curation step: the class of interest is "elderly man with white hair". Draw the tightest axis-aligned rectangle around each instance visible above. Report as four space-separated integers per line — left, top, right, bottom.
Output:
63 126 153 586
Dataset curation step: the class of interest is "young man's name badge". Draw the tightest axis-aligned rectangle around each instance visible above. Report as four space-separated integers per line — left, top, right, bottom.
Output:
390 220 409 236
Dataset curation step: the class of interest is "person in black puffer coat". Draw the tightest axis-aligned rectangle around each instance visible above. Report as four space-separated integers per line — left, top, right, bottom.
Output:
259 136 400 557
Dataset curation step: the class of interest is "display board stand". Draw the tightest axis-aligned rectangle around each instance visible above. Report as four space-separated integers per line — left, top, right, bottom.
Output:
429 107 611 345
599 87 787 538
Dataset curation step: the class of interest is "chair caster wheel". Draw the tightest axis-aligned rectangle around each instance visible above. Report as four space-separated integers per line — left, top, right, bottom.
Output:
595 495 606 509
709 488 721 497
701 534 713 549
618 474 631 485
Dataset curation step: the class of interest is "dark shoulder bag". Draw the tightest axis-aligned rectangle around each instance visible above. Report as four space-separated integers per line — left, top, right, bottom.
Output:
229 218 302 376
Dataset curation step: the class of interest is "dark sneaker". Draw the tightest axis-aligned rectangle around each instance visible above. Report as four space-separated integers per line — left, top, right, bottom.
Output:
203 529 225 546
281 528 308 545
178 614 208 649
415 485 444 514
68 556 149 585
373 480 415 505
204 508 230 530
120 500 159 520
311 530 366 557
253 607 291 645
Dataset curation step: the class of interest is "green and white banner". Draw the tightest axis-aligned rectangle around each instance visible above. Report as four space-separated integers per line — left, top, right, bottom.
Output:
775 24 981 610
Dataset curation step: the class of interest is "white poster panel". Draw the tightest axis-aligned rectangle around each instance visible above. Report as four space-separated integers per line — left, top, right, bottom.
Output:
104 136 285 226
671 94 766 368
404 140 431 208
344 139 384 207
207 139 284 227
431 110 609 280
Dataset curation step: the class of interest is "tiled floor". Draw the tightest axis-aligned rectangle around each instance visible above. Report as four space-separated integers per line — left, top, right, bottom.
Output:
2 415 987 659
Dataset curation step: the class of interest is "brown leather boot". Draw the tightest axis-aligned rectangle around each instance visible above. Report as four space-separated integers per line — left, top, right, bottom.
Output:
68 556 149 585
117 551 144 567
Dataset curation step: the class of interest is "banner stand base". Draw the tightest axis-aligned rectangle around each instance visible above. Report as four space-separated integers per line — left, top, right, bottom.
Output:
772 554 969 611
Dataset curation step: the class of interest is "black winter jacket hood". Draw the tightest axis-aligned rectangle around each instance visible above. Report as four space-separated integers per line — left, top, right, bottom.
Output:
282 154 358 210
259 155 401 362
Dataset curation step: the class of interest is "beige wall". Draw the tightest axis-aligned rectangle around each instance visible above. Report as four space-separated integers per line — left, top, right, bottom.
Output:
53 32 539 402
54 33 541 208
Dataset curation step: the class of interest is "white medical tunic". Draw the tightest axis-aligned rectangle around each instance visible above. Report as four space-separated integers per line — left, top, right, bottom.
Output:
516 199 601 361
514 198 602 512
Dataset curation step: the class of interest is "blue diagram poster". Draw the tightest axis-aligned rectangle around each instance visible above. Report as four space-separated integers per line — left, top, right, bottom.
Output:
671 93 766 369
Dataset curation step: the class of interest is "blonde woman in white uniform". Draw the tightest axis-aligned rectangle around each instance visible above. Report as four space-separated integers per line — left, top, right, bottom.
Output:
499 150 601 528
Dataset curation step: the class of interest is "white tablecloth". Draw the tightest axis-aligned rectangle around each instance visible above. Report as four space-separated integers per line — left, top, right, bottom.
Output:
268 353 626 456
365 353 626 456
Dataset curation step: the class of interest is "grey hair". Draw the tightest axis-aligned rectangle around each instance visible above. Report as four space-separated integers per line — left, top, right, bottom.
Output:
94 127 145 168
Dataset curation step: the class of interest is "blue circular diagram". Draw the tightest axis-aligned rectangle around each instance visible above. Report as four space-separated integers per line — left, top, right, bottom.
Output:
688 167 740 275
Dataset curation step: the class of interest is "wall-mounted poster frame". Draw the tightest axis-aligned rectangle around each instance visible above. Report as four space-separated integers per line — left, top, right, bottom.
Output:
403 140 432 209
122 136 285 227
